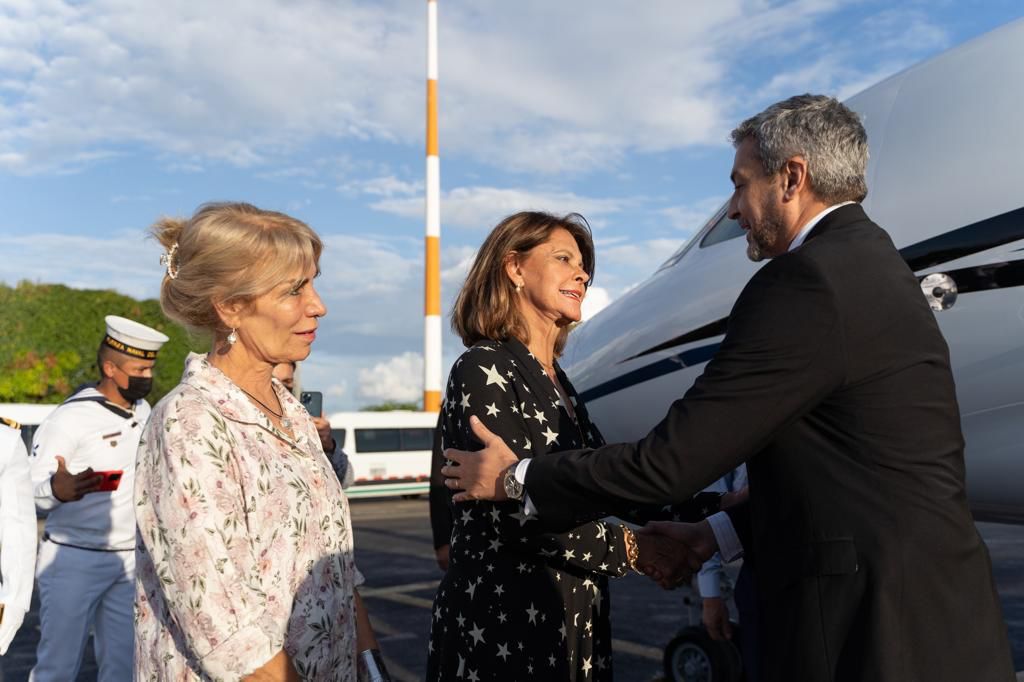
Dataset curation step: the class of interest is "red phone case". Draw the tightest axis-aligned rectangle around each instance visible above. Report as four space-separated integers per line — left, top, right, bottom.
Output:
96 470 123 492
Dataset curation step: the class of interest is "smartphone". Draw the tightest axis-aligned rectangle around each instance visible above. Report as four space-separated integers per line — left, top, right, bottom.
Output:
96 470 123 492
300 391 323 418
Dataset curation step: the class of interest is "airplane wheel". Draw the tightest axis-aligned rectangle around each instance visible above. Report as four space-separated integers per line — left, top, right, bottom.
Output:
663 625 742 682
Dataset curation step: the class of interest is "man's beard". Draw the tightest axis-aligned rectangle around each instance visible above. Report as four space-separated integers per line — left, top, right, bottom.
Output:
745 199 788 262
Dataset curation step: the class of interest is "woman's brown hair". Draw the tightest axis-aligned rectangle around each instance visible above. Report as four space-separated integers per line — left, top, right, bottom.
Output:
451 211 595 357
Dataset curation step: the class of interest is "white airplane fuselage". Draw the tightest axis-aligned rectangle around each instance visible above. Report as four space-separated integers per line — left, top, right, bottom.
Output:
562 19 1024 523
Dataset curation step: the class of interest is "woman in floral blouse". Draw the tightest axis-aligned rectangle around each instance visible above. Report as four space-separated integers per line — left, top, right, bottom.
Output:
136 203 386 681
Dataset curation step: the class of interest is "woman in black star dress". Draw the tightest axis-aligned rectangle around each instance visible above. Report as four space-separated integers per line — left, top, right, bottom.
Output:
426 212 676 682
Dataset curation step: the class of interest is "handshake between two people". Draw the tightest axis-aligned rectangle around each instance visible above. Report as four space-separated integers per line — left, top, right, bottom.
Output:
442 415 721 589
633 520 717 589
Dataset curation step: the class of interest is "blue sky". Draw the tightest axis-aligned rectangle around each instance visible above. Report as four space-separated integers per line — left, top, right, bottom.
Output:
1 0 1021 410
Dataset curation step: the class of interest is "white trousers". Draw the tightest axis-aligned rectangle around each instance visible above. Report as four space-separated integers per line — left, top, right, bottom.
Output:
29 538 135 682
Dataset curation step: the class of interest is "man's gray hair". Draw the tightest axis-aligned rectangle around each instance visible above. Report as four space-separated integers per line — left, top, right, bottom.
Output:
731 94 869 204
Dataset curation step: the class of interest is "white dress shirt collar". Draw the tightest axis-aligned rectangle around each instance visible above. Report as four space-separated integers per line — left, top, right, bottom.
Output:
787 201 856 252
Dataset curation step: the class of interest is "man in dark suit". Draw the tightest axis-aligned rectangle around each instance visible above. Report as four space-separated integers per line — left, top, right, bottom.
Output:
442 95 1015 681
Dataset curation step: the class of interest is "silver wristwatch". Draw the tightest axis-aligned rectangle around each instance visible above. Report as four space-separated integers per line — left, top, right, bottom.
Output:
502 462 524 501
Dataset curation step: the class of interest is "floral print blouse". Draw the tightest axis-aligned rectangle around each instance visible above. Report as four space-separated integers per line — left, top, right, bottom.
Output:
135 353 361 681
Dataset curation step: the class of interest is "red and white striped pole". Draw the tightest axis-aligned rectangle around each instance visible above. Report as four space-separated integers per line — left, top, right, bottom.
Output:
424 0 442 413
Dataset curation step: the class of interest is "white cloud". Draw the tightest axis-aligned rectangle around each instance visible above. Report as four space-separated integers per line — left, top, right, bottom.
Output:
0 0 996 413
0 230 164 297
325 382 348 399
0 225 455 412
594 238 684 294
441 244 477 288
834 63 908 102
341 175 423 198
0 0 424 173
0 227 431 364
581 285 610 321
318 232 418 301
372 185 627 230
751 8 952 103
357 351 423 404
602 238 682 271
861 8 949 53
660 196 727 235
0 0 901 176
296 360 347 397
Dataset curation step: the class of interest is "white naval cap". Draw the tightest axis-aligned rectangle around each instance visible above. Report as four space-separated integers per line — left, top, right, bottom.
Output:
102 315 169 360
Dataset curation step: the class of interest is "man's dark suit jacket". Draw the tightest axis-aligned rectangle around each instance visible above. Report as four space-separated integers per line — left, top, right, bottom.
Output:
525 204 1014 682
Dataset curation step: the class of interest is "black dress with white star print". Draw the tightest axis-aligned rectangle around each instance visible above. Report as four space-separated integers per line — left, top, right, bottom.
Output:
427 339 647 682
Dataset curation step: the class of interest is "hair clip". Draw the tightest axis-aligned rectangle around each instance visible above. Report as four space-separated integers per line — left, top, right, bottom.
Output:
160 242 180 280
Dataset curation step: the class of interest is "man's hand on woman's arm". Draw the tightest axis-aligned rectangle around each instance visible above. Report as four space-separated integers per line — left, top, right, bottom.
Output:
441 416 518 503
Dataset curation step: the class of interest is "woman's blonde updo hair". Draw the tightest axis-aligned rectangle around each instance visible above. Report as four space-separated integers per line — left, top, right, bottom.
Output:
151 202 323 336
452 211 595 358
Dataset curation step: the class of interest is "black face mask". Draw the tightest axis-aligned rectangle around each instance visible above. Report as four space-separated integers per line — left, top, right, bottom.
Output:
117 376 153 402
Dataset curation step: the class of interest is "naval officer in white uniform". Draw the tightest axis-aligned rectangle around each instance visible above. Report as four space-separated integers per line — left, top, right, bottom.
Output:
29 315 168 682
0 416 37 675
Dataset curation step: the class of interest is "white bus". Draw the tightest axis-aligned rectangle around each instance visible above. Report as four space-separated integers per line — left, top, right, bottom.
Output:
327 411 438 499
0 403 58 453
1 403 441 500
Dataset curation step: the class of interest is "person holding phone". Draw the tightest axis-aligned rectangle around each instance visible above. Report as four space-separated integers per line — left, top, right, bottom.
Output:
28 315 168 681
272 362 353 489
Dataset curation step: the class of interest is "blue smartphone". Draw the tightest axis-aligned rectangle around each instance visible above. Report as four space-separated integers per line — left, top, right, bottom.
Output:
300 391 323 417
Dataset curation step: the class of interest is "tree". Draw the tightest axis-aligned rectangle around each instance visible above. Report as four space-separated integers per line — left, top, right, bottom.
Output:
0 281 201 404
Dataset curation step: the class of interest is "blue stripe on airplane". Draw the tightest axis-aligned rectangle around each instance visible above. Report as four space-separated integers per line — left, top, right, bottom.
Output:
578 342 721 404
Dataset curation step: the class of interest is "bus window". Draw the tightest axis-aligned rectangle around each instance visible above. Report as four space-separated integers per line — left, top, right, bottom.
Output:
355 428 400 453
400 428 433 451
330 428 347 451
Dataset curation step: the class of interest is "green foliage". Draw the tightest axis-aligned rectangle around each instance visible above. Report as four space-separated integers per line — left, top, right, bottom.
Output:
362 400 422 412
0 281 202 404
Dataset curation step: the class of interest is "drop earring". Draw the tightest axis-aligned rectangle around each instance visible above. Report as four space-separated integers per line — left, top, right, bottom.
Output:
227 328 238 345
515 282 524 292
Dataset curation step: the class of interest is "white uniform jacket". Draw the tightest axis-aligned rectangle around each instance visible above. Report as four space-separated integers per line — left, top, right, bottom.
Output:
30 386 150 551
0 422 37 653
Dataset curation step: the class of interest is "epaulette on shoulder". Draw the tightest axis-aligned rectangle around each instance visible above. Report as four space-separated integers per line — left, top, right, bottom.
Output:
0 416 21 430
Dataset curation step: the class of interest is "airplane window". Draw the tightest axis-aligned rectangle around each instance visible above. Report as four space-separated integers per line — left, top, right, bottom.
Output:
700 214 744 247
658 203 740 270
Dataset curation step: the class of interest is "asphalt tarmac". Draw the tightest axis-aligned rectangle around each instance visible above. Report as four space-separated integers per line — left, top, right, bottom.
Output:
4 498 1022 680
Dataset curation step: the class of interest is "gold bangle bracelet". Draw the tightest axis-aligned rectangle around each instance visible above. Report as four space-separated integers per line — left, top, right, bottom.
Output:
621 525 644 575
